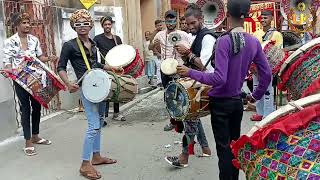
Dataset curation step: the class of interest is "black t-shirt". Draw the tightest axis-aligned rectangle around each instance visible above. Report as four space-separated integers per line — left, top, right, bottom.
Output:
57 38 104 82
94 34 122 64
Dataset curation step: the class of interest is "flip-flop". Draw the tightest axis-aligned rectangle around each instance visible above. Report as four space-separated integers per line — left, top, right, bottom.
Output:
34 138 52 145
23 147 37 156
79 169 101 180
92 158 117 165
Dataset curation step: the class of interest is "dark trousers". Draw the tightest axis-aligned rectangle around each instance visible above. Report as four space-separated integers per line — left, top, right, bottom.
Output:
14 82 41 140
209 97 243 180
160 71 175 89
105 101 120 117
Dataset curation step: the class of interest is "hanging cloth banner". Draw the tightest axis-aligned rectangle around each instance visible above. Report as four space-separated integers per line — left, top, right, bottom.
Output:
80 0 97 9
244 2 277 34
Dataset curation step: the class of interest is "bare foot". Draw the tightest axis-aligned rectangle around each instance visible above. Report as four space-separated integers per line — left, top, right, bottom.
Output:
80 161 101 180
92 153 117 165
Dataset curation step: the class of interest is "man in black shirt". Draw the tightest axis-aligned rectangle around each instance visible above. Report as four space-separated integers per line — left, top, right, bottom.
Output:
57 10 120 180
94 16 126 123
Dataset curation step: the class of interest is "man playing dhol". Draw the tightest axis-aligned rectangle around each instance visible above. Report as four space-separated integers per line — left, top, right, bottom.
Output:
177 0 272 179
57 10 120 180
150 10 193 132
251 10 283 121
3 12 57 156
165 3 215 168
94 16 126 124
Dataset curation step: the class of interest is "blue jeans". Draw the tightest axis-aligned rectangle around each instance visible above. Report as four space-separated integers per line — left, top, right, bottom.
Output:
253 75 275 118
182 119 209 154
145 60 155 80
80 89 106 161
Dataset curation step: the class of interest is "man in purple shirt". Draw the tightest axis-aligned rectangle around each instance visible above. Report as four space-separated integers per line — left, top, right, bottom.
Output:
177 0 272 179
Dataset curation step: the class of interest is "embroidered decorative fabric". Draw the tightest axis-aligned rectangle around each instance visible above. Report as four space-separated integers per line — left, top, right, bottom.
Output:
2 56 65 108
231 104 320 179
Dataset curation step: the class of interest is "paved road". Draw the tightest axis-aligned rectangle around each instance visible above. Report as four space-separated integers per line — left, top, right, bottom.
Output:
0 90 255 180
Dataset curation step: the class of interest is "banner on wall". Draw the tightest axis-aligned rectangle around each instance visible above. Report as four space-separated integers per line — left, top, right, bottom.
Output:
244 2 277 34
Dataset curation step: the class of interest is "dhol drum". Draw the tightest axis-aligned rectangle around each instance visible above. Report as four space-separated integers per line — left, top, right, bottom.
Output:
81 69 111 103
251 40 287 76
231 93 320 180
105 44 144 78
164 78 211 121
282 30 303 51
278 37 320 100
107 71 138 103
0 55 65 109
160 58 179 75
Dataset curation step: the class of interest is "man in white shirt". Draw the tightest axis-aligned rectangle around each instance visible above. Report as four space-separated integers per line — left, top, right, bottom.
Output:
165 3 216 168
150 10 194 132
151 10 194 88
3 12 57 156
143 31 156 84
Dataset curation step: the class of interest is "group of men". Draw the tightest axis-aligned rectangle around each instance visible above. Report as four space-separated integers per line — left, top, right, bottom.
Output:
3 0 308 179
3 9 125 179
145 1 273 179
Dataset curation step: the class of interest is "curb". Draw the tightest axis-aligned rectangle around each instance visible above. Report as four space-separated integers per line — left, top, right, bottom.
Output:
120 87 161 112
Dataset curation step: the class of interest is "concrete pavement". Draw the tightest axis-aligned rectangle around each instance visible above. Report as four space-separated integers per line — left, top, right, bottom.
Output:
0 90 256 180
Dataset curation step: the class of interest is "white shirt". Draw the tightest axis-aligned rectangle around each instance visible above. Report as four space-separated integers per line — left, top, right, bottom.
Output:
143 40 156 61
3 33 43 68
153 29 193 64
200 34 216 73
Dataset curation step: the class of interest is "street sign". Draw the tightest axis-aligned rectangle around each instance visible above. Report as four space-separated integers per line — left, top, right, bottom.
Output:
80 0 97 9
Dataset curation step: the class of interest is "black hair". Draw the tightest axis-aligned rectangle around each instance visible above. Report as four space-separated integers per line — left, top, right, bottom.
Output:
185 3 203 18
155 19 163 25
180 16 186 21
227 0 251 19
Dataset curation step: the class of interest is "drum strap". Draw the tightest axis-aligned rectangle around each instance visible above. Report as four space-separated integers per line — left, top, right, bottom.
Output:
76 37 92 71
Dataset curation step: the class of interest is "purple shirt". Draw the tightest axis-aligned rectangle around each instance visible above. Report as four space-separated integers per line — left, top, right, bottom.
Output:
189 33 272 100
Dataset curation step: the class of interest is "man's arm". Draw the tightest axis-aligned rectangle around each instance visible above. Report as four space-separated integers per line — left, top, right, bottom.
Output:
149 32 161 58
197 35 215 71
3 39 14 69
188 37 230 86
251 40 272 100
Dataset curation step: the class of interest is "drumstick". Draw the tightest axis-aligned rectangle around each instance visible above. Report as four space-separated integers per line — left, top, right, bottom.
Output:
77 71 88 85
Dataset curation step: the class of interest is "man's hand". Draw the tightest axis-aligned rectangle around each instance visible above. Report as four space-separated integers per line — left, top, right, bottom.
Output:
112 66 124 75
67 82 79 93
1 65 14 78
49 55 59 62
175 44 189 56
246 94 256 103
176 65 190 77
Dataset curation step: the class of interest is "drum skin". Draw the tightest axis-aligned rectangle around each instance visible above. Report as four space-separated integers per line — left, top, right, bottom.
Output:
160 58 179 75
82 69 111 103
165 79 210 121
105 45 144 78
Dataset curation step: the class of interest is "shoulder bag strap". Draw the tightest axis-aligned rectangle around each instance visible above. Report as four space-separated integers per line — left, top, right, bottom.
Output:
76 37 91 71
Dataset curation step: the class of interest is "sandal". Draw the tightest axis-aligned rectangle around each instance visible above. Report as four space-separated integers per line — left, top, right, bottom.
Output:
23 147 37 156
79 169 101 180
33 138 52 145
92 157 117 165
113 114 126 121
